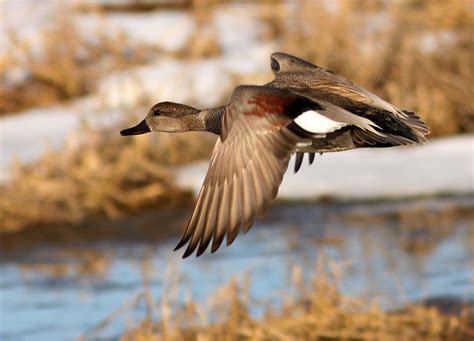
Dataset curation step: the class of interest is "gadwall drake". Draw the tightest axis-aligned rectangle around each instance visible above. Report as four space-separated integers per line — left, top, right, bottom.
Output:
121 53 429 257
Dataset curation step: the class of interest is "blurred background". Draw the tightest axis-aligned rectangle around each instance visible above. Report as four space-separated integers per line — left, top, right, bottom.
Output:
0 0 473 340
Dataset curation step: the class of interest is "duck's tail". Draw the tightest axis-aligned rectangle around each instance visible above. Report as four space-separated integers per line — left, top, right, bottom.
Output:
400 110 430 144
352 110 429 147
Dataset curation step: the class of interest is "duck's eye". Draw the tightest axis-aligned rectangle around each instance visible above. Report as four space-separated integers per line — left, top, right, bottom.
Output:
149 104 161 116
270 57 280 72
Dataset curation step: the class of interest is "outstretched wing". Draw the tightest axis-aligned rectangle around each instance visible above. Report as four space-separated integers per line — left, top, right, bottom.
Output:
303 76 410 120
269 52 429 147
270 52 408 119
175 86 312 257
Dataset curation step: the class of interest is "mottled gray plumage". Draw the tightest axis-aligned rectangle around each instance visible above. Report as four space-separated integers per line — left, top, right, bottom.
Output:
203 106 226 135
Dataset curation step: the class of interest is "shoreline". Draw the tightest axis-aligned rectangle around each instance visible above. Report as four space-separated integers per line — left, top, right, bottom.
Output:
2 193 472 261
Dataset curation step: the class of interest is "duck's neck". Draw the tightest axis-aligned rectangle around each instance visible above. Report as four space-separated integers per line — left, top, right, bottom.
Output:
200 106 225 135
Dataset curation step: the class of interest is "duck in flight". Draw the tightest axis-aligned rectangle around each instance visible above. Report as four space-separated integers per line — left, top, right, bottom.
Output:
121 52 429 258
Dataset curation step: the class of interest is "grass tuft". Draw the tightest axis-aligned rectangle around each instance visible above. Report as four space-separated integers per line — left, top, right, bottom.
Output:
113 256 474 340
0 123 215 233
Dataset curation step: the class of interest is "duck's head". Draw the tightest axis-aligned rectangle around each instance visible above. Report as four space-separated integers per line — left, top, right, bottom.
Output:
120 102 201 136
270 52 318 76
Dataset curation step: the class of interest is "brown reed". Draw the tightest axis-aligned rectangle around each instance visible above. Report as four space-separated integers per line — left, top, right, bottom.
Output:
117 256 473 340
0 123 215 233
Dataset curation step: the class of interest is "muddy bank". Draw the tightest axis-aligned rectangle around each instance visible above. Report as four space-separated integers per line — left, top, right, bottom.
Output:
0 202 193 261
2 194 473 261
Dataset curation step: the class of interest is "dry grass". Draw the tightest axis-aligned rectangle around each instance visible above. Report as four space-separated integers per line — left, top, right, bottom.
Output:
273 0 474 137
0 12 149 114
0 122 215 233
3 1 473 134
1 0 473 231
87 256 473 341
0 1 221 114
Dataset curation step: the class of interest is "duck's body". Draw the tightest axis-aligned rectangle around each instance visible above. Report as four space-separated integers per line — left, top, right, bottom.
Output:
121 52 429 257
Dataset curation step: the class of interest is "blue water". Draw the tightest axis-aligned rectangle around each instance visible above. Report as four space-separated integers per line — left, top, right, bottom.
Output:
0 198 473 340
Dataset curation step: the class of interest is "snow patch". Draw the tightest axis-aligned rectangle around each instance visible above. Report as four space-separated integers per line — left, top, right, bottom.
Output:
0 96 122 181
75 11 195 52
176 135 474 199
97 58 235 109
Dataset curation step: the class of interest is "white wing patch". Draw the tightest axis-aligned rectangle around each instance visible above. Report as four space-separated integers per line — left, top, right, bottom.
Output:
294 110 347 134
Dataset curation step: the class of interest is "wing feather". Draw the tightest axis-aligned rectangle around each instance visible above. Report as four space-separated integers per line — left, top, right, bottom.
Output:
176 86 311 257
294 152 304 173
269 53 429 143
